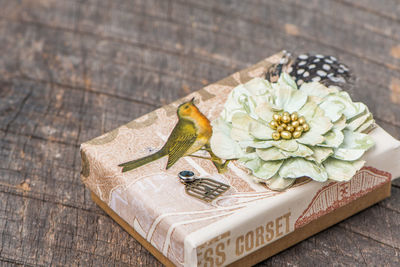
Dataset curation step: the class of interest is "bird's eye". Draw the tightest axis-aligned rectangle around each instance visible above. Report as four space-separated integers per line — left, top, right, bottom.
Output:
184 105 189 109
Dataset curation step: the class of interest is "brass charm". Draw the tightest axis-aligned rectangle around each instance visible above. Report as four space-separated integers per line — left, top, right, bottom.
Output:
178 171 230 202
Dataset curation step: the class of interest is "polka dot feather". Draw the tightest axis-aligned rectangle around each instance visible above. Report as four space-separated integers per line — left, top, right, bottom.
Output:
265 51 352 89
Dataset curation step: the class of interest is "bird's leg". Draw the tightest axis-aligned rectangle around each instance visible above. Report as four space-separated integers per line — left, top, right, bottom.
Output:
189 155 213 160
213 159 230 174
192 147 222 161
204 144 223 160
202 145 214 154
204 144 230 173
188 154 229 173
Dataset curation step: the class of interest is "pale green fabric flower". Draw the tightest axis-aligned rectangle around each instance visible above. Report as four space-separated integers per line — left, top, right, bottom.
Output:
210 74 375 190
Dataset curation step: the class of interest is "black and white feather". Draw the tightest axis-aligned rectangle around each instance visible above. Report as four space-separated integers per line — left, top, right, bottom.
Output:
266 51 353 90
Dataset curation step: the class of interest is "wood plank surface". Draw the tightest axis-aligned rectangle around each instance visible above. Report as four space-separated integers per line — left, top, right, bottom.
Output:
0 0 399 266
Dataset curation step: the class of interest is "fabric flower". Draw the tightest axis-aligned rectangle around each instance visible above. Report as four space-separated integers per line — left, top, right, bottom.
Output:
210 73 375 190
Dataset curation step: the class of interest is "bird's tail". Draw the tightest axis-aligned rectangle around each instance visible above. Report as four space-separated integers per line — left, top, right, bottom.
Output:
118 150 166 172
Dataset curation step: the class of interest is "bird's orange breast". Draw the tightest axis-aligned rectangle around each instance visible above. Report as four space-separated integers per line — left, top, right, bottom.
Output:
193 109 212 139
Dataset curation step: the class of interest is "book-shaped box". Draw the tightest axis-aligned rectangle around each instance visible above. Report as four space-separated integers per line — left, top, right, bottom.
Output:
80 52 400 266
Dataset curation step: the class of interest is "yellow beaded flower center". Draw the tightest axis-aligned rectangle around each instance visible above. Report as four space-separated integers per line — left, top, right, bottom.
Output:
268 112 310 140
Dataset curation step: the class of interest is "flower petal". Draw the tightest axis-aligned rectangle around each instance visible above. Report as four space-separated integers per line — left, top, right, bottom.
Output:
332 148 365 161
222 85 258 121
255 160 285 179
231 112 252 130
230 127 253 141
240 156 284 180
346 111 370 131
211 118 245 158
239 152 258 169
333 115 347 131
279 72 298 90
243 77 271 95
339 93 366 118
319 96 346 122
239 151 257 164
330 129 374 160
307 147 333 164
272 139 299 152
210 120 244 159
284 90 308 114
342 102 365 120
309 115 333 135
319 128 344 148
286 143 314 158
319 93 366 122
299 81 337 99
239 140 274 149
249 120 274 140
264 175 296 191
356 115 375 133
348 105 375 133
341 129 375 150
257 143 313 160
221 85 247 122
256 147 289 161
255 103 276 122
230 112 254 141
279 158 328 182
274 87 308 114
298 100 318 119
273 84 292 110
323 158 365 181
296 128 325 146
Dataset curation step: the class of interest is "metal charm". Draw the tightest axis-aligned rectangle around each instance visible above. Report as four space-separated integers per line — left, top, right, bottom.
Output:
178 171 230 202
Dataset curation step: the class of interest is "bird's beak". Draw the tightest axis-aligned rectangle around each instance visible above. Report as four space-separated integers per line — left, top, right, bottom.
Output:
190 97 195 104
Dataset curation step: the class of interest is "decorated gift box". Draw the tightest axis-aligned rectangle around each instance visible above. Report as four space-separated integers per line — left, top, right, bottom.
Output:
80 51 400 266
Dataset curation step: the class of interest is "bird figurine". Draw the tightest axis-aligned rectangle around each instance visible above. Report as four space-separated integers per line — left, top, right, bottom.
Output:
119 98 229 173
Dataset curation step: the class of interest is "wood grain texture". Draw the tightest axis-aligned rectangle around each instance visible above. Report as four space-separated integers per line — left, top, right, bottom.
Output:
0 0 399 266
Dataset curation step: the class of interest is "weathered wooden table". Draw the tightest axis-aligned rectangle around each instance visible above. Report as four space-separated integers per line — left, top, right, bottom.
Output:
1 0 399 266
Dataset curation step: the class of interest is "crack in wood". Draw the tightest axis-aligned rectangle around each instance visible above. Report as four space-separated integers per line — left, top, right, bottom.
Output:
3 89 32 138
